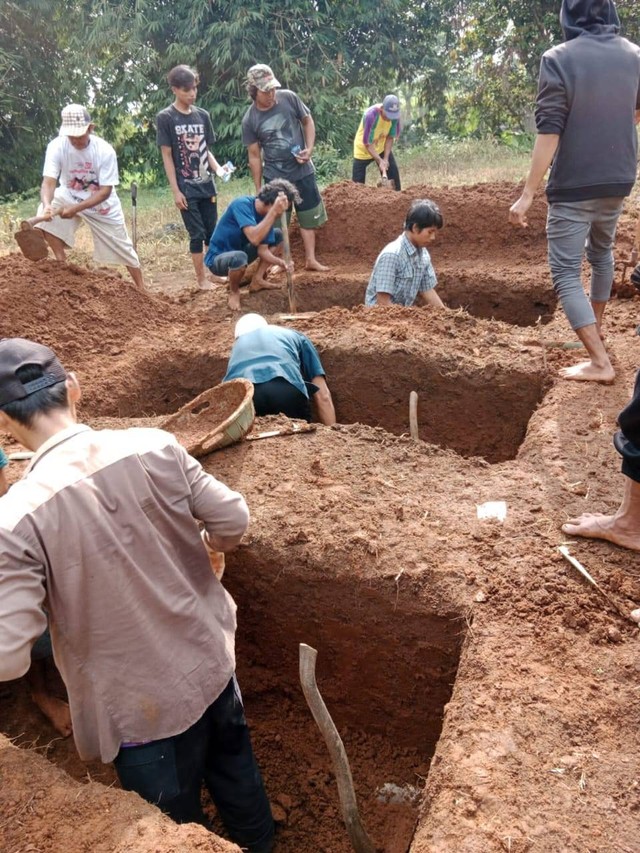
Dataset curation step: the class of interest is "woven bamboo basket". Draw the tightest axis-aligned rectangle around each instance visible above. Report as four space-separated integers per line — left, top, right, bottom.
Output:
161 379 255 457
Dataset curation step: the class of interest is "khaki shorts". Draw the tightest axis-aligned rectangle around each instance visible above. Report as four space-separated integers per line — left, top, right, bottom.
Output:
36 188 140 268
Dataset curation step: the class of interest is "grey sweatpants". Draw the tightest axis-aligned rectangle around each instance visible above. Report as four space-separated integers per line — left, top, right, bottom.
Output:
546 197 624 331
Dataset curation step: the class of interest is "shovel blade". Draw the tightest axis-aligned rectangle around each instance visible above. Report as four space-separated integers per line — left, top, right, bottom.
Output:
14 223 49 261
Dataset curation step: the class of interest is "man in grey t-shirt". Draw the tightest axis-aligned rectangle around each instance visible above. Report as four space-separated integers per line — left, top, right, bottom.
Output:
241 64 329 272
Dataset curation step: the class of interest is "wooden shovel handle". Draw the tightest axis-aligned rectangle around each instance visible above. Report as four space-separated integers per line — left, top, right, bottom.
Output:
299 644 377 853
280 212 297 313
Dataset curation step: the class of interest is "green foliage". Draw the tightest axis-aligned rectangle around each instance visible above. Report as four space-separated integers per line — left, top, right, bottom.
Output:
0 0 91 195
80 0 455 178
3 0 640 195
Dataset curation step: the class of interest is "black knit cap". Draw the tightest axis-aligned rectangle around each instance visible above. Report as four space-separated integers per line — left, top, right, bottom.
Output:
0 338 67 406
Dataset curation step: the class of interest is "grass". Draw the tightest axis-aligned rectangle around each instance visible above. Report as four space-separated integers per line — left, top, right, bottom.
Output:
0 138 533 283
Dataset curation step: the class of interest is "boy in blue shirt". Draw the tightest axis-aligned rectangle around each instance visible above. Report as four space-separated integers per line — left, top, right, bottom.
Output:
205 179 299 311
224 314 336 424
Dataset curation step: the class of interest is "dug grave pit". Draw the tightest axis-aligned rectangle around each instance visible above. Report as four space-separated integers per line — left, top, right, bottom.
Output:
0 424 467 853
230 267 556 329
99 307 550 464
170 181 557 328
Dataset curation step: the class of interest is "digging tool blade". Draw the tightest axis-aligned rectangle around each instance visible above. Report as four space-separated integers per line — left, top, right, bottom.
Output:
14 221 49 261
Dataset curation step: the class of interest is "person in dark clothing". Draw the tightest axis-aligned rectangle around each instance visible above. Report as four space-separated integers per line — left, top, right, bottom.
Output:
224 314 336 424
157 65 232 290
509 0 640 383
562 370 640 556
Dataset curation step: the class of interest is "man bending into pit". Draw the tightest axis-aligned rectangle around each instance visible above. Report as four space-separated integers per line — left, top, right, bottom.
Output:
365 199 446 309
509 0 640 383
0 338 273 853
31 104 145 289
205 179 298 311
225 313 336 424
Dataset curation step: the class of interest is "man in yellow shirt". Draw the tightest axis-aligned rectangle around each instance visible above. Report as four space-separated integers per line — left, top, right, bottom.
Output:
352 95 401 190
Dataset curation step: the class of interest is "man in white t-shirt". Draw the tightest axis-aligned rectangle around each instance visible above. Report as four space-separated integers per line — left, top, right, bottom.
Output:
34 105 144 289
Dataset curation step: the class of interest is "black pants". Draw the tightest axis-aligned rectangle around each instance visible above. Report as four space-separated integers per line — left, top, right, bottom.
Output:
114 678 274 853
253 377 312 421
180 195 218 254
615 369 640 483
352 150 401 190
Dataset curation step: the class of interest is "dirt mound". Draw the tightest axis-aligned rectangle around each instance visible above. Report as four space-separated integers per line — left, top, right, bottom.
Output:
0 254 187 366
316 181 549 267
0 734 241 853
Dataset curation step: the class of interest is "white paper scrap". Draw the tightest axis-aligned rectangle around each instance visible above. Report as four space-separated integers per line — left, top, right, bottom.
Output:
476 501 507 522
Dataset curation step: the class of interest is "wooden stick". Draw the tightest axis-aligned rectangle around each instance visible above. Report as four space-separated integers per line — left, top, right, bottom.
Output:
299 644 376 853
536 315 548 372
558 546 633 621
131 181 138 251
280 213 297 314
409 391 419 441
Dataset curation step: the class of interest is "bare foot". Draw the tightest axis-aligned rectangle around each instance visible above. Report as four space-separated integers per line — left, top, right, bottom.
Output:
197 280 216 292
228 292 241 311
559 361 615 383
249 277 283 292
206 272 227 286
562 512 640 550
304 260 330 272
32 692 72 737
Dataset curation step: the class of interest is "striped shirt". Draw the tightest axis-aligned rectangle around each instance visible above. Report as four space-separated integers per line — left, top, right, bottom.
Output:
0 424 249 762
365 233 438 306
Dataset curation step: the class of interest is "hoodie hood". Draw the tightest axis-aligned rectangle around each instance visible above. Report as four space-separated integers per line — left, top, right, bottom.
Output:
560 0 620 41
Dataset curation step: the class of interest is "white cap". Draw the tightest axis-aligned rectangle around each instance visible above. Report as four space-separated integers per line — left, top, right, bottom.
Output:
234 313 268 338
59 104 92 137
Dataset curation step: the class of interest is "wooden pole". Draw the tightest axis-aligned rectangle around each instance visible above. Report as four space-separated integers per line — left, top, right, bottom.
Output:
299 644 376 853
409 391 419 441
280 212 297 313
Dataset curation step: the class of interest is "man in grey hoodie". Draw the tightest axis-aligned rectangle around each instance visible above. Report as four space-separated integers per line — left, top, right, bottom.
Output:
510 0 640 382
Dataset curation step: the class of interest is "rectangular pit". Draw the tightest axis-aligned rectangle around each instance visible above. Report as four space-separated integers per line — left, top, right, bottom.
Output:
223 551 464 853
321 348 546 463
241 274 556 327
102 344 545 464
0 551 464 853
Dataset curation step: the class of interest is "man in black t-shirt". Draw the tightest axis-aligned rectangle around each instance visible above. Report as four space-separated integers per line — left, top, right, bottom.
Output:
241 64 329 273
157 65 231 290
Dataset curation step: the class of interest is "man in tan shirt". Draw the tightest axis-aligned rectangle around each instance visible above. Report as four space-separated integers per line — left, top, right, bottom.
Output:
0 338 273 853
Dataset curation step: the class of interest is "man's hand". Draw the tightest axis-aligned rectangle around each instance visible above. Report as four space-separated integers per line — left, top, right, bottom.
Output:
42 204 55 221
509 193 533 228
173 190 188 211
281 259 294 274
294 147 311 163
59 206 78 220
379 158 389 173
273 192 290 216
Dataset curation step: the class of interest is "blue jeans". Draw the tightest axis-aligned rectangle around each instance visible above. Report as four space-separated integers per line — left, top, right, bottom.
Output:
205 229 283 276
114 677 274 853
546 197 624 330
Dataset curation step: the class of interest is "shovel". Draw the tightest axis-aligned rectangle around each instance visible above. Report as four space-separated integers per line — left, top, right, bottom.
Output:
280 212 297 313
131 181 138 251
376 167 395 191
14 213 60 261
